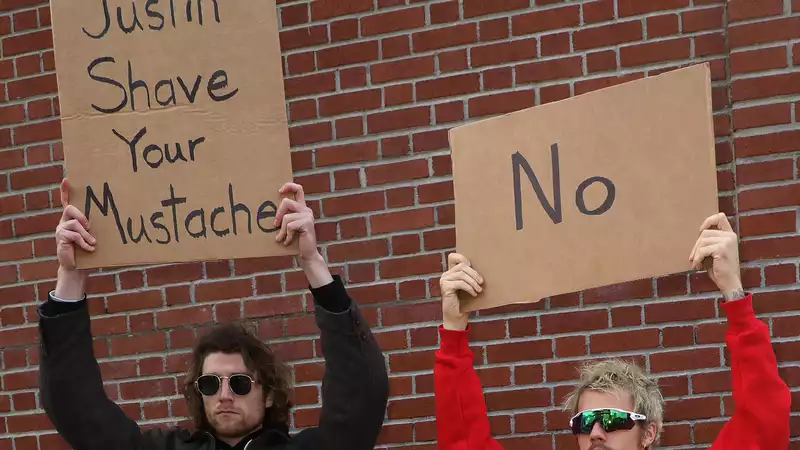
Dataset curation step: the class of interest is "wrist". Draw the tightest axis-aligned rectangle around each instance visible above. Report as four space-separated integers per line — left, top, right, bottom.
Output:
720 278 744 301
54 267 87 300
443 316 468 331
299 252 333 289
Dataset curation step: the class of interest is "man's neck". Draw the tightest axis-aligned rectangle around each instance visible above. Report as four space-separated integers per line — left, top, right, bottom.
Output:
215 426 263 449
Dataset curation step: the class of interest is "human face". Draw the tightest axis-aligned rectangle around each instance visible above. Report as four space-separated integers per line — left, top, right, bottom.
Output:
574 390 656 450
200 352 270 446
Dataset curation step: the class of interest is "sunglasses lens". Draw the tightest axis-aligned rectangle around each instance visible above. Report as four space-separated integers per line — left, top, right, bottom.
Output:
572 410 636 434
229 375 253 396
197 375 220 396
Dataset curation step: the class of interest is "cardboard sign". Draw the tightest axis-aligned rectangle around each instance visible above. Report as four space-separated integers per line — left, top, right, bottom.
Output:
449 63 719 312
50 0 297 269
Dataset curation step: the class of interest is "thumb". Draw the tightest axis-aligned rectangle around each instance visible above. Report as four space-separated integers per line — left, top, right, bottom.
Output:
60 178 70 207
447 253 469 270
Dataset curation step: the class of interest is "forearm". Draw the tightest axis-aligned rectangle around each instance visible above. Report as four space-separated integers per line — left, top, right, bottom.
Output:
300 252 333 289
312 279 389 450
38 299 141 450
716 294 791 448
54 267 87 300
435 326 501 450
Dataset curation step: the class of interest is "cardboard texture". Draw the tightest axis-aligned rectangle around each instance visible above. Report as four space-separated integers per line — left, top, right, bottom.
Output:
50 0 297 269
449 63 719 312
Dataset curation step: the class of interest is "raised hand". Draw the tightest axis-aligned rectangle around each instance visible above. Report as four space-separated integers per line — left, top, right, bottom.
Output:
54 178 95 299
439 253 483 331
689 212 743 301
273 182 331 288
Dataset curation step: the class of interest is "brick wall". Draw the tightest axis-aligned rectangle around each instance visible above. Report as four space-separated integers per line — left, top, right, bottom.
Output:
1 0 798 448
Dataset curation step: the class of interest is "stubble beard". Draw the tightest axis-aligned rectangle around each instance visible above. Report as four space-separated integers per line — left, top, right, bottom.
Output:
209 413 259 439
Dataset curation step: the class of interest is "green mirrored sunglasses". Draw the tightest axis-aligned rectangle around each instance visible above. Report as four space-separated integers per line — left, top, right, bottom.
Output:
569 408 647 435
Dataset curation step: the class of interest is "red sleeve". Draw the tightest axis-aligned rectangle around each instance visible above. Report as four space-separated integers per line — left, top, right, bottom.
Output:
434 325 504 450
710 293 791 450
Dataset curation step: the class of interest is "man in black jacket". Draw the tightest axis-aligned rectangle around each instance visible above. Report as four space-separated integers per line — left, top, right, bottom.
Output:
37 179 389 450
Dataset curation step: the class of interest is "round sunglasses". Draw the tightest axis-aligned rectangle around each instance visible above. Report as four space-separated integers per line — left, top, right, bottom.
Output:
195 374 255 396
569 408 647 435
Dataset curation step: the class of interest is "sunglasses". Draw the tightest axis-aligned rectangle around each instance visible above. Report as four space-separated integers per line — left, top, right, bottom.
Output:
569 408 647 435
195 374 255 396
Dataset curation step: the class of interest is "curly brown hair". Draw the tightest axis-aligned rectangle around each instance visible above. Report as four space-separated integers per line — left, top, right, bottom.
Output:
182 322 293 431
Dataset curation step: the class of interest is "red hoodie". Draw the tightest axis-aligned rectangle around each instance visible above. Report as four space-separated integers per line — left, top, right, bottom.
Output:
433 294 791 449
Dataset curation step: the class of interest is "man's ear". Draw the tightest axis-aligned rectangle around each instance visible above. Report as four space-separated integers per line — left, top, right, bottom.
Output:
641 421 658 448
265 391 274 408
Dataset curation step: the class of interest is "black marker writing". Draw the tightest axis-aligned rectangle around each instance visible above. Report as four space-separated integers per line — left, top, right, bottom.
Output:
83 0 221 39
512 143 616 230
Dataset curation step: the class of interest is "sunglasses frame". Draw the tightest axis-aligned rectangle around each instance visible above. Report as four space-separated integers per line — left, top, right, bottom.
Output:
569 407 647 435
194 373 256 397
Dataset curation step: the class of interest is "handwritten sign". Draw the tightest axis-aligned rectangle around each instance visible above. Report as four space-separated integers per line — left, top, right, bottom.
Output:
449 63 719 312
51 0 297 268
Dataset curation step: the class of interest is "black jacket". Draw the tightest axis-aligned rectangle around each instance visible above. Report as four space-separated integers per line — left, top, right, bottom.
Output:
37 275 389 450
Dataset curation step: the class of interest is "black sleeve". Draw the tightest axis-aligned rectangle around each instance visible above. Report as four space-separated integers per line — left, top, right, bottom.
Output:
309 275 389 450
38 293 144 450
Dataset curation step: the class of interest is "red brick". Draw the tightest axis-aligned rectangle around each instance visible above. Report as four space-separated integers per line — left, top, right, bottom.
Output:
517 56 582 83
195 279 252 302
438 49 468 72
575 21 643 50
281 3 308 26
380 254 442 278
413 23 477 52
381 301 441 326
366 159 429 186
13 119 61 145
7 73 56 100
541 309 607 334
487 340 553 363
730 46 788 75
318 41 378 69
479 18 509 42
430 1 459 24
317 141 378 167
285 72 336 98
766 265 797 286
0 148 24 170
323 191 385 216
417 73 479 100
381 35 410 58
586 50 617 73
1 30 52 56
330 18 358 42
319 90 381 117
371 56 435 83
583 0 614 24
362 7 425 36
371 208 435 234
367 106 430 133
146 263 202 286
740 211 797 237
728 0 783 22
620 38 690 67
512 5 580 35
591 329 660 353
463 0 528 18
733 103 791 130
618 0 689 17
15 54 41 76
540 32 570 56
327 239 388 263
470 38 537 68
646 14 679 38
10 165 62 190
729 17 800 48
682 6 723 32
736 130 800 157
244 295 303 318
287 52 315 75
289 122 332 147
279 25 328 51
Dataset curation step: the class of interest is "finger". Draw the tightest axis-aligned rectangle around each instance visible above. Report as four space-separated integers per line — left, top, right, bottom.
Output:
448 271 482 294
283 218 309 246
449 279 478 297
279 182 306 206
450 262 484 285
692 243 721 270
275 212 305 243
60 178 69 208
273 198 306 227
700 212 733 233
62 205 90 230
62 219 97 245
691 236 725 261
60 229 95 252
447 253 470 270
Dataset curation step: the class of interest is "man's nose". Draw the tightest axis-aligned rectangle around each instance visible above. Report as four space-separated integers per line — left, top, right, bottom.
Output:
218 379 234 400
589 421 606 441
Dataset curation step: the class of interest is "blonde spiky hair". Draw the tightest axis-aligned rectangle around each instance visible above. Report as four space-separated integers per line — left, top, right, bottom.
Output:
563 358 665 447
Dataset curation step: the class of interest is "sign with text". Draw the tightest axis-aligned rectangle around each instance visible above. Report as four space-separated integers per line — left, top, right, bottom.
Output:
450 64 719 312
51 0 297 269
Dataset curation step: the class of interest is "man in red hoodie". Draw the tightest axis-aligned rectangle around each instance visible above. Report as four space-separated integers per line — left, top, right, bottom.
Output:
434 213 791 450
